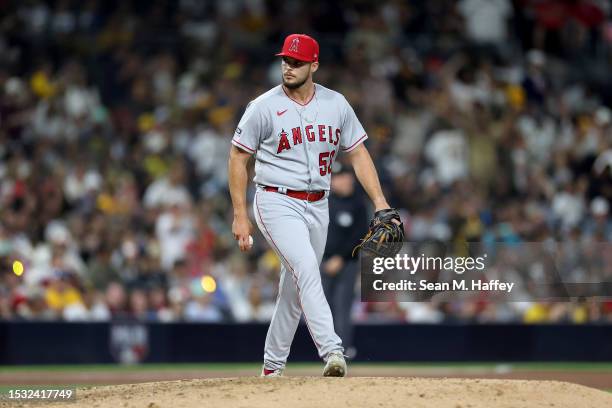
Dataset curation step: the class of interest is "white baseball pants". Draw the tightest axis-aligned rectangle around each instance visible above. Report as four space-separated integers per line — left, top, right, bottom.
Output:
253 187 343 370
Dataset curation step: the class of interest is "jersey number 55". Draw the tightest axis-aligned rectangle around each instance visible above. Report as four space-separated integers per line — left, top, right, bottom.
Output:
319 151 336 176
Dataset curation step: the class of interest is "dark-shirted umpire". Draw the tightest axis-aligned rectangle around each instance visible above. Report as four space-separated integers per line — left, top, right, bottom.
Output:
322 162 368 358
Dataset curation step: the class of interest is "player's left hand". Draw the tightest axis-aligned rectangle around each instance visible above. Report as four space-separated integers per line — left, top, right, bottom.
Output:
352 207 405 257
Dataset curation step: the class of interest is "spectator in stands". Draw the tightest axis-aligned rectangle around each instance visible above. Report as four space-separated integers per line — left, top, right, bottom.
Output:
183 291 223 323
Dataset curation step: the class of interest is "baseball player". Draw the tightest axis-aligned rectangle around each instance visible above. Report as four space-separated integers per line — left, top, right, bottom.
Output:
228 33 393 377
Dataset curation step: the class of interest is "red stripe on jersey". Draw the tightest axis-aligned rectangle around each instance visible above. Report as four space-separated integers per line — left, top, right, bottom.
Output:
341 133 367 152
232 139 256 153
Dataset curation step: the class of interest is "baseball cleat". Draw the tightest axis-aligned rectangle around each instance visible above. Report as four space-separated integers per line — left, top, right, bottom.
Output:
323 351 347 377
261 367 284 377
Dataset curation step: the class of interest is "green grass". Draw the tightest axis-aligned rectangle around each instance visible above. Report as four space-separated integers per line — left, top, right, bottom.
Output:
1 362 612 372
346 362 612 371
0 385 77 391
0 363 260 372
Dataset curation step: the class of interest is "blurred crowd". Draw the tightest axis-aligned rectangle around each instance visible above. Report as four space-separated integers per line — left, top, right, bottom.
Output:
1 0 612 324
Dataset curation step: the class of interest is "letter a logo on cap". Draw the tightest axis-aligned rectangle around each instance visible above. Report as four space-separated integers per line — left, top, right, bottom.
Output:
289 38 299 53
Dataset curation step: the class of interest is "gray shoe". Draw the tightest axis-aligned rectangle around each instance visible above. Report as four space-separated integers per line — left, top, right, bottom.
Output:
323 352 347 377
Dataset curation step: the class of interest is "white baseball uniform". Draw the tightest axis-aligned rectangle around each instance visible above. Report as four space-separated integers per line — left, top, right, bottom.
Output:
232 83 367 370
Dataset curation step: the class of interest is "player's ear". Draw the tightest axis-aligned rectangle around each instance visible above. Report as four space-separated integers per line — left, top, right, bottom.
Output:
311 62 319 73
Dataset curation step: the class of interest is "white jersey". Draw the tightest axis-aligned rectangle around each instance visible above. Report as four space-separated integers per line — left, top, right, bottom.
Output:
231 84 367 191
424 129 468 186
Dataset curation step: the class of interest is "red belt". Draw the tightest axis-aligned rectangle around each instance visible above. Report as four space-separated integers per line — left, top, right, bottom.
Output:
263 186 326 202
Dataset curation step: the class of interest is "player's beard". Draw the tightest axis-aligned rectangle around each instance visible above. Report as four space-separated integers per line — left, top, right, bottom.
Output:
283 73 309 90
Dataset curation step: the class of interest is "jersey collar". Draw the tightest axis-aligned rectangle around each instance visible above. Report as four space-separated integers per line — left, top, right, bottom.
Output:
282 83 316 106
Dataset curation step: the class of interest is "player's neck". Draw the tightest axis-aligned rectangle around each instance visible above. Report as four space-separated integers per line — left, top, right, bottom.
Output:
283 81 315 105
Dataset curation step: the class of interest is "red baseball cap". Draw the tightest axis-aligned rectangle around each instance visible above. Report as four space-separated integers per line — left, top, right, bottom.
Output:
276 34 319 63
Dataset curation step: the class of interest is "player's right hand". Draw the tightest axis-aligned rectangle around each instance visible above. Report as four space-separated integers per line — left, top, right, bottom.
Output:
232 215 253 252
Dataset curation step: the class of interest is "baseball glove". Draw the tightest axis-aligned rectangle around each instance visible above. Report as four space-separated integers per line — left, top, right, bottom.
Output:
352 208 405 257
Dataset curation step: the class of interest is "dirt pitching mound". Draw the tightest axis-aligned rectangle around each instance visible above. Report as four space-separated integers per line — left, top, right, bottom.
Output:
11 377 612 408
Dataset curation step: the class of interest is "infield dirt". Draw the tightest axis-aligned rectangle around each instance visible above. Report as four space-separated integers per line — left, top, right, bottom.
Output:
6 377 612 408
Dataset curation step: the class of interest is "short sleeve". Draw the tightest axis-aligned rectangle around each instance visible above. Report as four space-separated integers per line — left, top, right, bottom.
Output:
340 97 368 152
232 101 266 154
